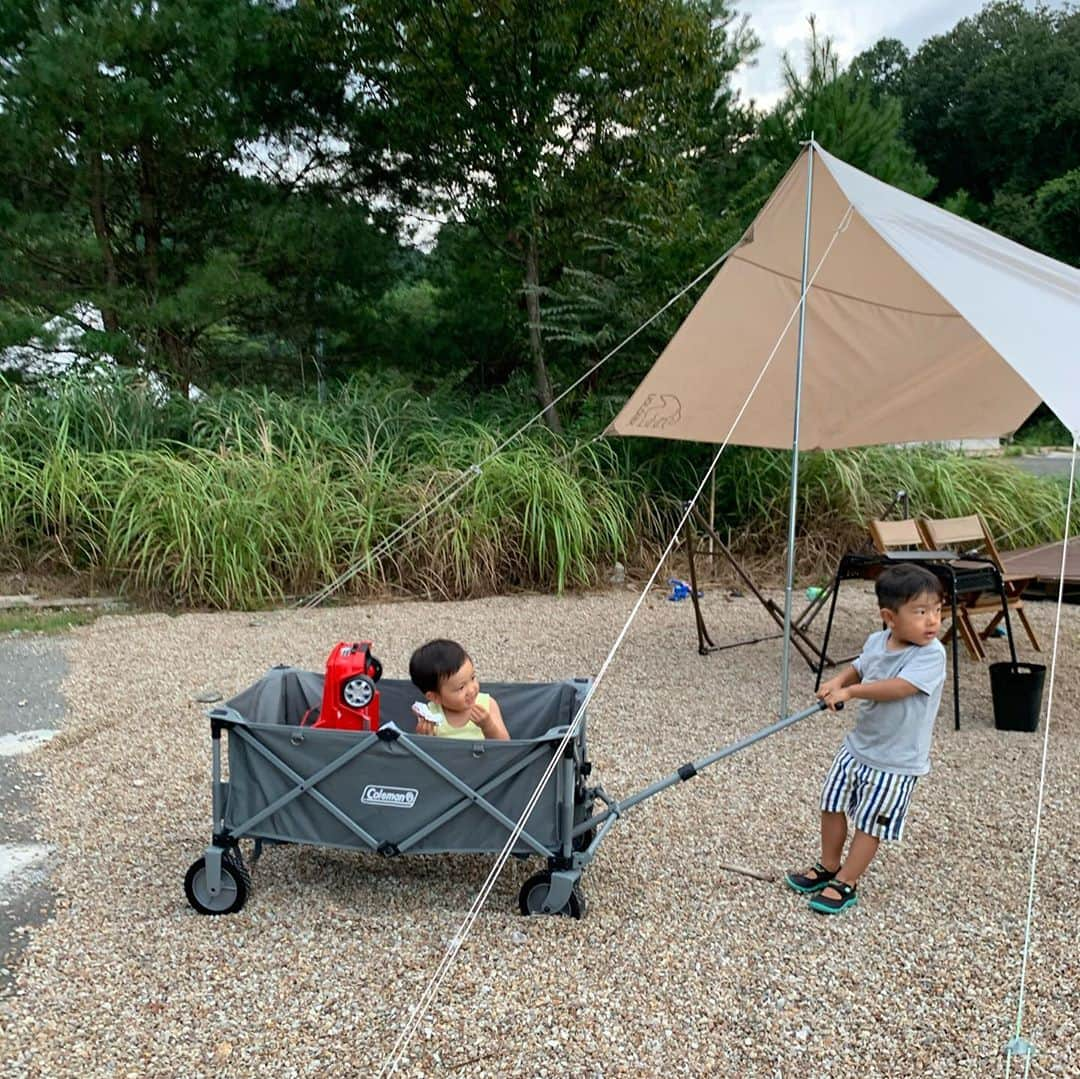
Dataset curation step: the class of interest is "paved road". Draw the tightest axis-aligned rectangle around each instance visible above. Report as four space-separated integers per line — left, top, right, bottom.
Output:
0 635 67 994
1010 452 1076 479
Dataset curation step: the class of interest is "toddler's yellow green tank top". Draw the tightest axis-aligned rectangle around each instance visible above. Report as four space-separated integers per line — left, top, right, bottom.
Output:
431 692 491 740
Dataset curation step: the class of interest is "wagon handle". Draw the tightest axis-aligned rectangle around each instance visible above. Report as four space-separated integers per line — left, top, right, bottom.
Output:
578 699 839 833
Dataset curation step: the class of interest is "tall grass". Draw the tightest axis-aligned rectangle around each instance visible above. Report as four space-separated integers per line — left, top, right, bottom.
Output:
0 373 635 606
0 370 189 456
0 371 1071 607
711 445 1070 577
0 453 37 561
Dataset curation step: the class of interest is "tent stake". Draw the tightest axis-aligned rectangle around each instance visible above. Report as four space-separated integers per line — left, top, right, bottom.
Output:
781 138 816 717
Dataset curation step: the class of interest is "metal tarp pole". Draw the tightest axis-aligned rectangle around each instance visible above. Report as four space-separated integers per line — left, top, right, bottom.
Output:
781 139 815 717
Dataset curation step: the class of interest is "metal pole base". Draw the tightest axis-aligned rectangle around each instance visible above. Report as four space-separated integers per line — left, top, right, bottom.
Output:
1004 1035 1034 1059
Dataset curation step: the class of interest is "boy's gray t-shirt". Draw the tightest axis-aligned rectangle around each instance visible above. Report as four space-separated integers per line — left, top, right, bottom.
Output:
844 629 946 776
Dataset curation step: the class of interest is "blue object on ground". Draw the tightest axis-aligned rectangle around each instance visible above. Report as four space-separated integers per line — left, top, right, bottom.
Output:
667 578 703 602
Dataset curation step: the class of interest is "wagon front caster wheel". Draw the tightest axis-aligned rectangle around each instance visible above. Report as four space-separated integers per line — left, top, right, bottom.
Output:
184 851 251 915
517 871 585 918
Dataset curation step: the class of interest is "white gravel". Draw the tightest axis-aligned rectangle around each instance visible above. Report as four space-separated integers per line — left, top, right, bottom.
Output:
0 584 1077 1077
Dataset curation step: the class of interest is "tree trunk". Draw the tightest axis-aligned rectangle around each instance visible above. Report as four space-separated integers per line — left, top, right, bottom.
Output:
159 330 191 398
524 230 563 434
87 149 120 334
139 138 191 387
138 138 161 295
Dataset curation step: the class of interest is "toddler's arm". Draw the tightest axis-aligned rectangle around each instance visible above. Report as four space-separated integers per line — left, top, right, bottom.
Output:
839 677 922 705
411 701 442 736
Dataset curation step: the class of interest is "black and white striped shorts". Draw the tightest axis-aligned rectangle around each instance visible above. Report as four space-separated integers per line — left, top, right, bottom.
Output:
820 746 919 841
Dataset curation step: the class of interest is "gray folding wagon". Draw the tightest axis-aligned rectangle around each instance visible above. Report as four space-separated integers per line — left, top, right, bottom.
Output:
185 665 829 917
184 667 602 917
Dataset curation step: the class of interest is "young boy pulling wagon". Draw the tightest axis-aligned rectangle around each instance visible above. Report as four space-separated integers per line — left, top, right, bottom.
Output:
787 564 946 914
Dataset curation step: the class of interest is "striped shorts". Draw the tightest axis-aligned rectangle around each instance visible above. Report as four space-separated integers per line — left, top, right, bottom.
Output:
820 746 919 841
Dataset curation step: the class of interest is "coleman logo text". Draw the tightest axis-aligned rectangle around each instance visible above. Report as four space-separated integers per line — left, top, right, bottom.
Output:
361 785 418 808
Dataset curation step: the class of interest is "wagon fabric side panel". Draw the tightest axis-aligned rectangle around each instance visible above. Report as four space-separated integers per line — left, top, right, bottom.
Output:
220 674 589 857
225 666 324 725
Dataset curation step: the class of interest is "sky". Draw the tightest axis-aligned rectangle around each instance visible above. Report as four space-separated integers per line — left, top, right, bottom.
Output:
729 0 1067 109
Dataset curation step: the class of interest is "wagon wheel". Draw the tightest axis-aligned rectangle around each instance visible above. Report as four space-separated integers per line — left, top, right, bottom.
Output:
517 871 585 918
184 850 251 915
572 784 598 852
341 673 376 709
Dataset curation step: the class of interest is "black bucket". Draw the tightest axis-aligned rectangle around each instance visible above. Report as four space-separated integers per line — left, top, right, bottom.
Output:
989 662 1046 732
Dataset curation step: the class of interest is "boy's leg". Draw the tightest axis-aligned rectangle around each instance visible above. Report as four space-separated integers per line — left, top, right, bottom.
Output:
810 829 879 912
815 769 915 909
810 765 917 914
821 829 879 898
786 748 857 894
785 810 846 893
820 810 847 871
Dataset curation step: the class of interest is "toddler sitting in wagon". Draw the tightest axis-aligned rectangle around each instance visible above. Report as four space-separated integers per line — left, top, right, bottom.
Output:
408 638 509 740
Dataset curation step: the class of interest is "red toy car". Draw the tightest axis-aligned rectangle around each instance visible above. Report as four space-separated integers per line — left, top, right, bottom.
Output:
312 641 383 731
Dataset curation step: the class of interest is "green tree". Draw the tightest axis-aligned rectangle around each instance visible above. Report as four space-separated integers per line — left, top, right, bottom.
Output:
362 224 524 395
545 16 933 419
540 168 751 408
345 0 753 431
231 193 402 389
1034 168 1080 265
750 17 933 199
0 0 382 390
847 37 910 105
903 1 1080 204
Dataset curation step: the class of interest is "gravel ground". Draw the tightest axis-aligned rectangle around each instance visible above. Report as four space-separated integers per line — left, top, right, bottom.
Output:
0 584 1077 1077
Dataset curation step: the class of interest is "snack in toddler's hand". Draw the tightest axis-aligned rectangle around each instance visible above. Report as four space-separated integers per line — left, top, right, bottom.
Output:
411 700 443 727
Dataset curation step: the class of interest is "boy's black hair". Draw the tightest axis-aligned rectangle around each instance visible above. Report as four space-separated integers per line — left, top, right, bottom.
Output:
875 563 943 611
409 638 470 694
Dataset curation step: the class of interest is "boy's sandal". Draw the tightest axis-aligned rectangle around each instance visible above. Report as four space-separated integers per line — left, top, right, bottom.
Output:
808 880 858 915
784 862 837 894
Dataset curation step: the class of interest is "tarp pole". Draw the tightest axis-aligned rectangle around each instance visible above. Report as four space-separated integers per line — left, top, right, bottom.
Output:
781 140 815 717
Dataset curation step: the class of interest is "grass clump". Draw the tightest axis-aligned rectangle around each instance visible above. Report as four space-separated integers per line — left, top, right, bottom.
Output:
710 444 1070 578
0 373 636 607
0 608 101 635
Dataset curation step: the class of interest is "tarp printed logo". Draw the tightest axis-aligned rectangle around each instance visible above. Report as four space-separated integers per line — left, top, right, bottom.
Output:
628 393 682 430
362 785 419 808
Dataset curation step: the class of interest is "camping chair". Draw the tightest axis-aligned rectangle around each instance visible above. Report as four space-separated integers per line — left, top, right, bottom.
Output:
870 518 981 662
917 515 1040 656
868 518 926 556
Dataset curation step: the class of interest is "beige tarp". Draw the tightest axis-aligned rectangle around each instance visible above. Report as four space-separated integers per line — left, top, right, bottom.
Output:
607 144 1080 449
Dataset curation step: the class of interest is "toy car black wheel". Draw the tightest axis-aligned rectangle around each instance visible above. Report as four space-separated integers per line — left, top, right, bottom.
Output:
341 674 376 709
184 850 251 915
517 871 585 918
368 655 383 681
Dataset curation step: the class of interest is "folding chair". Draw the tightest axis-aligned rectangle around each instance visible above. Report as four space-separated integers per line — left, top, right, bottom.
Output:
871 518 981 662
869 518 926 556
917 515 1040 657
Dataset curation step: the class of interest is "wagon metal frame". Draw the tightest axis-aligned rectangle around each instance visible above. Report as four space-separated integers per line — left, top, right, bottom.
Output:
185 667 828 917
